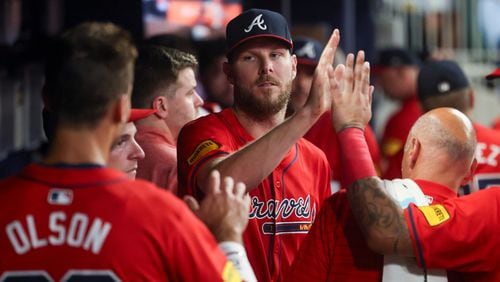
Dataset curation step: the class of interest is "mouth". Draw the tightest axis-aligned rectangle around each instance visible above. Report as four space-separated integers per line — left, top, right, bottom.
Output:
257 81 277 87
126 167 138 174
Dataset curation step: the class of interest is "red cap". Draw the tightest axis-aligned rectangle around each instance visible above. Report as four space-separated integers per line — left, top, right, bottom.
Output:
486 68 500 80
128 109 156 122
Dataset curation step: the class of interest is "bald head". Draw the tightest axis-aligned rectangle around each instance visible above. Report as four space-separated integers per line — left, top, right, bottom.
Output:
402 108 477 189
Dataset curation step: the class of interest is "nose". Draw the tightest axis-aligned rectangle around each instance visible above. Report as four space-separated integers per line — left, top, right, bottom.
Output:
259 57 273 75
130 138 145 160
193 91 204 107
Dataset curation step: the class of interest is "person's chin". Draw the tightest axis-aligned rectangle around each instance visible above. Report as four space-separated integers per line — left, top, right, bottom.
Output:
126 169 137 179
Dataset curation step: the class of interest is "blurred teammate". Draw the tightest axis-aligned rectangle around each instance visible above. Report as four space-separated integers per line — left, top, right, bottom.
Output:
375 48 422 179
329 50 499 281
132 45 203 193
288 52 453 282
289 37 381 191
486 67 500 130
196 38 234 111
417 60 500 194
177 9 338 281
0 22 252 281
108 109 155 179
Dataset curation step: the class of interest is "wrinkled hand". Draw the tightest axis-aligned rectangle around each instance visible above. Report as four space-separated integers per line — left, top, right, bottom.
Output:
184 170 250 244
330 50 374 132
301 29 340 120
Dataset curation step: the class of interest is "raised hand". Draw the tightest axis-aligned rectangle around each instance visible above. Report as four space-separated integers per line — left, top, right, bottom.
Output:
301 29 340 119
184 170 250 243
330 50 374 132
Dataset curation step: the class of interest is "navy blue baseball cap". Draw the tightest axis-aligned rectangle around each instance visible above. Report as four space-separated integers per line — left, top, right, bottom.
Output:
373 47 420 73
417 60 470 99
293 37 323 66
226 9 293 55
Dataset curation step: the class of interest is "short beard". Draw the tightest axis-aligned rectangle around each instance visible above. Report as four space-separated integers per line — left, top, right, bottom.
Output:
233 81 292 121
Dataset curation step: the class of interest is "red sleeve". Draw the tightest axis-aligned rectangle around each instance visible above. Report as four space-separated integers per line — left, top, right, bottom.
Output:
404 188 500 272
176 115 233 199
337 128 377 188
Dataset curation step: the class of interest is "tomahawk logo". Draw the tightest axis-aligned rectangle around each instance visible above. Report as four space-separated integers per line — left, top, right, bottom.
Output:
296 42 316 59
244 14 267 32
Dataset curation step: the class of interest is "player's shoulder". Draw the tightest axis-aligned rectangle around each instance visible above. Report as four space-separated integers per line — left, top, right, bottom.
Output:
474 122 500 141
298 137 327 156
182 110 226 132
118 179 188 215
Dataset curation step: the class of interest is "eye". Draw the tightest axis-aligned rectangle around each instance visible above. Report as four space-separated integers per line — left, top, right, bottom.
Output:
112 135 129 149
271 52 283 59
242 55 256 61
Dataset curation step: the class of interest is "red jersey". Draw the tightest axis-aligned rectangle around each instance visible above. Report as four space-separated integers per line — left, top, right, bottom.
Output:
177 108 331 282
492 116 500 130
405 187 500 281
0 164 236 282
461 123 500 194
381 96 422 179
304 112 381 186
286 179 456 282
135 125 178 193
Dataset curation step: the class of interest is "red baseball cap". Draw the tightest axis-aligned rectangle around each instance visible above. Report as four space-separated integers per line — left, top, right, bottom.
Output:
128 109 156 122
485 68 500 80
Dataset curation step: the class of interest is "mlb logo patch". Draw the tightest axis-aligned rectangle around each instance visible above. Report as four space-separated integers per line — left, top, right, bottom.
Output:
48 189 73 205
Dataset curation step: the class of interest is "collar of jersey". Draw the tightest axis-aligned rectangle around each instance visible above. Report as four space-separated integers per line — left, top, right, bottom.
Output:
414 179 458 203
19 163 129 189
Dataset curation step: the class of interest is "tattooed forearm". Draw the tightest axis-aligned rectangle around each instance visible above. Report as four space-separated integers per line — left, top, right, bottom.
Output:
347 177 413 256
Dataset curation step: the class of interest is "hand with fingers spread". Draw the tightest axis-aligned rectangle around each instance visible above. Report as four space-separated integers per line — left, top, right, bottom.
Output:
300 29 340 120
184 170 250 244
330 50 374 132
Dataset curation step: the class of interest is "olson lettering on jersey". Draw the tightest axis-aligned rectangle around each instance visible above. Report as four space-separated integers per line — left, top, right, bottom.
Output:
5 211 111 255
249 195 316 235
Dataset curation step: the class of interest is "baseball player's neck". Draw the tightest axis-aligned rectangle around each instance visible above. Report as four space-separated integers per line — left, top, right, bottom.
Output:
43 126 114 166
135 117 176 143
411 161 464 194
232 107 286 139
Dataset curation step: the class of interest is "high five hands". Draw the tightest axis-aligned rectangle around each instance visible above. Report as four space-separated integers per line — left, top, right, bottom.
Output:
304 28 374 131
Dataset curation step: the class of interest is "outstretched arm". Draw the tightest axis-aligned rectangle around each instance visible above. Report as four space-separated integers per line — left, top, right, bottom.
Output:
329 50 414 256
196 29 341 193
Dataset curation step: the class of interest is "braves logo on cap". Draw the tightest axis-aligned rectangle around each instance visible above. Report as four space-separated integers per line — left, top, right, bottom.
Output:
244 14 267 32
295 42 316 59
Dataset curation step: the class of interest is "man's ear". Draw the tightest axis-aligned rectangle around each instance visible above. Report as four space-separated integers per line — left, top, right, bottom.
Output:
223 61 235 85
152 96 169 119
468 89 475 109
461 158 478 185
291 54 297 80
408 137 421 169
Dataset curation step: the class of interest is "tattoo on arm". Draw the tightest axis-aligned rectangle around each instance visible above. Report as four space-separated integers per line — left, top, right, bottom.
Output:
347 177 413 255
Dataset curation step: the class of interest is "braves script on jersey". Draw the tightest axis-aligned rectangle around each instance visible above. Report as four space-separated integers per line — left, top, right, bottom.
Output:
177 109 331 281
0 164 238 282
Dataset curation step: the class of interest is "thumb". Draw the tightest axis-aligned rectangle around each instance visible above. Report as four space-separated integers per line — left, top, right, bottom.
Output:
183 195 200 213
